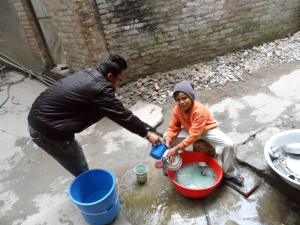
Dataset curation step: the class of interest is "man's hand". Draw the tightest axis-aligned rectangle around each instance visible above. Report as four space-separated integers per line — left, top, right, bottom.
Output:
146 132 162 146
166 146 181 163
166 140 171 149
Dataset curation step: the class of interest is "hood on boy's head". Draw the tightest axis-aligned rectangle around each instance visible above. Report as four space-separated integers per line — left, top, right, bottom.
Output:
173 80 195 101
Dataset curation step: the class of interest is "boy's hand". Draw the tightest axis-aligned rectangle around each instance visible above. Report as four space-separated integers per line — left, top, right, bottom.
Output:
166 140 171 149
166 146 181 163
146 132 162 146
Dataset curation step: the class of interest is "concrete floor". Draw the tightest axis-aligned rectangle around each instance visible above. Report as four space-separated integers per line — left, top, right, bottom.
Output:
0 63 300 225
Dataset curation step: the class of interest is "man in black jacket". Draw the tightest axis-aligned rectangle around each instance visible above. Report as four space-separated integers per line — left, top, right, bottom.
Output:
28 55 162 176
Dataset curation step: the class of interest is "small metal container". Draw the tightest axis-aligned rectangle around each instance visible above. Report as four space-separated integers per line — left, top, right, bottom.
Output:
199 162 207 168
161 150 182 171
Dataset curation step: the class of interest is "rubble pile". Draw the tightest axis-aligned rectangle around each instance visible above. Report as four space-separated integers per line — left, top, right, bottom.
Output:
117 31 300 106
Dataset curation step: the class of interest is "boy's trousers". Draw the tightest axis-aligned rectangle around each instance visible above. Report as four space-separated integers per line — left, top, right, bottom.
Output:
164 127 236 178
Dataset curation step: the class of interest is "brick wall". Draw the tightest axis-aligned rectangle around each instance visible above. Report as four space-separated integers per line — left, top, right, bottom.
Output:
12 0 300 81
96 0 300 82
44 0 109 72
12 0 49 70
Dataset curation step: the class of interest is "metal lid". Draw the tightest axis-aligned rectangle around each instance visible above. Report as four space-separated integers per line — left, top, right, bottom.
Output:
161 150 182 171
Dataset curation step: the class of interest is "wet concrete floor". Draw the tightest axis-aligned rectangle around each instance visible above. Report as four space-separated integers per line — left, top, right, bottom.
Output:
1 65 300 224
120 155 300 225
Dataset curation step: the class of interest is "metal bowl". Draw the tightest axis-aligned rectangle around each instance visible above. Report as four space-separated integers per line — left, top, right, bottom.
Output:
264 129 300 190
161 150 182 171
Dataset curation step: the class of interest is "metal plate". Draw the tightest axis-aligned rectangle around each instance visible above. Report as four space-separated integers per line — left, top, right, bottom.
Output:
161 150 182 171
286 155 300 175
282 143 300 155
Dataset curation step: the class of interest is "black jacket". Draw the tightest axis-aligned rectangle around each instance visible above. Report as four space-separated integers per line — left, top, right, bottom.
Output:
28 68 148 141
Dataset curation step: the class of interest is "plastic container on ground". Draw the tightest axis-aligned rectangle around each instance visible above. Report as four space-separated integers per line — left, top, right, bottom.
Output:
134 164 148 183
167 151 223 198
264 129 300 190
68 169 119 225
150 142 168 159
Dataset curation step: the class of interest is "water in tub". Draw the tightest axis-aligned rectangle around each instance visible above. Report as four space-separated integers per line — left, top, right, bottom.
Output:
174 162 217 188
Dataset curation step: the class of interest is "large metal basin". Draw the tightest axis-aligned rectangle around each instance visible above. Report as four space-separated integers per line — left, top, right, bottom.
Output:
264 129 300 190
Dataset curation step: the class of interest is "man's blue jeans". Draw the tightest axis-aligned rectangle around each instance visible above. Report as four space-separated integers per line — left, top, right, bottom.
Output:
28 125 89 177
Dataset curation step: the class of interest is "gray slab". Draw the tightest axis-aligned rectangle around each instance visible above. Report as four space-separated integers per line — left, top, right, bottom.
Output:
155 100 174 136
223 166 263 198
130 100 163 129
236 139 270 171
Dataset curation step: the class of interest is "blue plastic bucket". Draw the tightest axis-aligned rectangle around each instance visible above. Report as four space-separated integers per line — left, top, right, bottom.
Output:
68 169 119 225
150 142 168 159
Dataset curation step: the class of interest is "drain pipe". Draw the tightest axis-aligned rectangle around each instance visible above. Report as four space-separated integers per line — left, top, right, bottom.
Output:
0 52 56 86
201 199 211 225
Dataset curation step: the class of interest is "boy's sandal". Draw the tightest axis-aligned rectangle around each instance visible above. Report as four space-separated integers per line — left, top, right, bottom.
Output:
163 167 168 177
229 174 244 184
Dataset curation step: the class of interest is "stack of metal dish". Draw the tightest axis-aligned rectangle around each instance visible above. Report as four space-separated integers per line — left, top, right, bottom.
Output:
162 150 182 171
269 143 300 182
264 130 300 190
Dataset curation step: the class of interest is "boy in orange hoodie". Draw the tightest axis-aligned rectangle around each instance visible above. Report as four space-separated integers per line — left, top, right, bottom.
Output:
164 81 243 184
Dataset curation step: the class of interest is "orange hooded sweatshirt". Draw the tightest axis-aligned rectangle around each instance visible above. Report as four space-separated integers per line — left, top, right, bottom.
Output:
166 100 218 150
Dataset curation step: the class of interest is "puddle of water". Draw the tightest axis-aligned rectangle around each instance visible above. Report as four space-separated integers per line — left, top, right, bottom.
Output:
0 190 20 218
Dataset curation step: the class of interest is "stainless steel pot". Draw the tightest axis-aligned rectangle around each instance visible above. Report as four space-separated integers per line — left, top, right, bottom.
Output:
161 150 182 171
